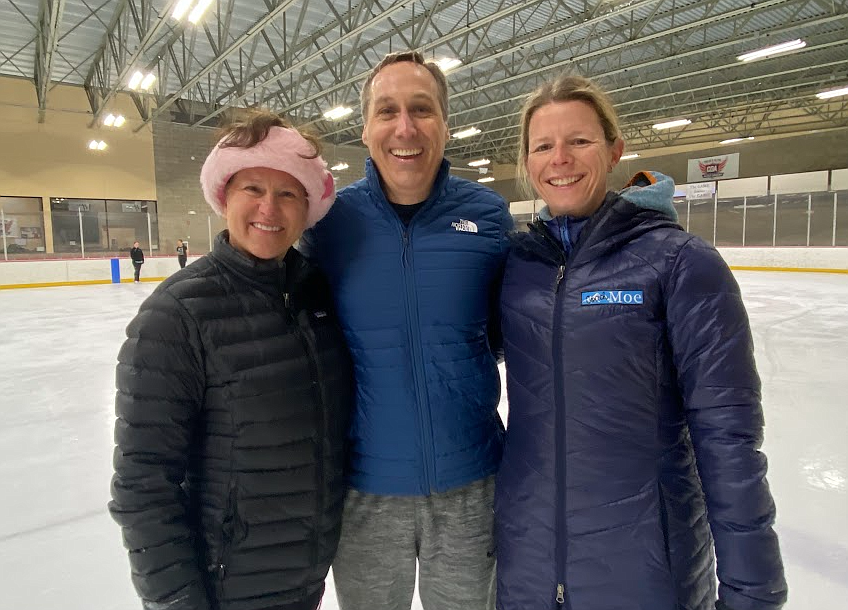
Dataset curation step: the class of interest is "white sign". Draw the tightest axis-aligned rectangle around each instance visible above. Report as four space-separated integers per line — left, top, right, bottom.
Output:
686 182 715 200
2 217 20 238
687 153 740 182
122 202 143 212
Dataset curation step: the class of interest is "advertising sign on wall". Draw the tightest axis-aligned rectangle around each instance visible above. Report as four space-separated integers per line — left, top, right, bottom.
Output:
687 153 739 182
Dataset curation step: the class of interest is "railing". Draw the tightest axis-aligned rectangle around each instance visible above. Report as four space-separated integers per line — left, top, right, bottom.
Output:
0 211 226 261
510 190 848 247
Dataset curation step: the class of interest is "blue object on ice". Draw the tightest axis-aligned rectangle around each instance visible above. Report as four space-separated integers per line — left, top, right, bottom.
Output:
110 258 120 284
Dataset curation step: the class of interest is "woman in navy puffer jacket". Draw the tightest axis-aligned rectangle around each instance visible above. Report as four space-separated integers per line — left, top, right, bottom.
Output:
495 74 787 610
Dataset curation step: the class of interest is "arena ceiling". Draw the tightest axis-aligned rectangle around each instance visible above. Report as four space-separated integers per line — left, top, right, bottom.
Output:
2 0 848 164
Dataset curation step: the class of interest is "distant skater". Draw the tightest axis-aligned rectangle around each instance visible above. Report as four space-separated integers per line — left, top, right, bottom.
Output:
176 239 188 268
129 241 144 283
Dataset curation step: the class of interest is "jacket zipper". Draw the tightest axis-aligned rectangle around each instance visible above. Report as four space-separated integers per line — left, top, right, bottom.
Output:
284 290 327 564
400 227 436 493
552 261 569 608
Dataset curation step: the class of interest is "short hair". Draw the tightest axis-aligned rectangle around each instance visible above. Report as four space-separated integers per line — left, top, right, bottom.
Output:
217 108 321 159
517 74 621 196
360 51 449 122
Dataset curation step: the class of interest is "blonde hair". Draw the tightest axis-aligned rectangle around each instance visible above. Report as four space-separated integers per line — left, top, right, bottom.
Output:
360 51 449 121
517 74 621 196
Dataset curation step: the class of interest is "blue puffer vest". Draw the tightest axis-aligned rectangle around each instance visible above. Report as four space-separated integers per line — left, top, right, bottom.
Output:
496 172 787 610
301 158 513 495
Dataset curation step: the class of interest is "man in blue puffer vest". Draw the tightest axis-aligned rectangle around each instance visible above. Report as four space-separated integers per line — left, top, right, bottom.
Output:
300 51 513 610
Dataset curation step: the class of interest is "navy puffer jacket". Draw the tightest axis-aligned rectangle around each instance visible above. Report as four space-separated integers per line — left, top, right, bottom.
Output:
496 173 787 610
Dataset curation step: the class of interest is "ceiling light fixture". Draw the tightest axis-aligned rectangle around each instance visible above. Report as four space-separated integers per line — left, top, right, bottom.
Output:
468 158 490 167
88 140 107 151
652 119 691 130
719 136 754 144
188 0 215 24
737 39 806 62
435 58 462 73
331 162 349 171
323 106 354 120
478 177 495 183
172 0 193 20
128 71 144 90
620 153 640 160
140 73 156 90
816 86 848 100
453 127 481 139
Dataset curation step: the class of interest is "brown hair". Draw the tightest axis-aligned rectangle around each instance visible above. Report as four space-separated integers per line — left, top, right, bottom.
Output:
217 108 321 159
360 51 449 122
517 74 621 196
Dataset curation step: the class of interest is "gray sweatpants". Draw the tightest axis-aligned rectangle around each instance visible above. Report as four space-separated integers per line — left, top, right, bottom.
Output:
332 476 496 610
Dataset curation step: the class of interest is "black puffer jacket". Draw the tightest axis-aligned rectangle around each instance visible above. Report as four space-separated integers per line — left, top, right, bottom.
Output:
109 231 353 610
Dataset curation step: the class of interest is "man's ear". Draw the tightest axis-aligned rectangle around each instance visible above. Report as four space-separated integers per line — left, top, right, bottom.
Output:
362 124 369 148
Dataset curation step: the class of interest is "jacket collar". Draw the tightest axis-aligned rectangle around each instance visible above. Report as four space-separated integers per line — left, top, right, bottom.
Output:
513 171 680 265
364 157 452 208
210 230 310 294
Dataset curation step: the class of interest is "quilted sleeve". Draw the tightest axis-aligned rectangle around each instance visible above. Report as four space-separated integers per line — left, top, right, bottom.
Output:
666 238 787 610
108 289 210 610
487 201 514 362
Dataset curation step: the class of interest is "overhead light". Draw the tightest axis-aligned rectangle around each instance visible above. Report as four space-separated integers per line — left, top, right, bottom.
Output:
331 162 349 171
468 158 490 167
453 127 481 139
434 58 462 73
478 177 495 183
172 0 193 20
97 141 108 150
88 140 107 151
737 39 806 62
140 73 156 90
652 118 691 130
620 153 640 160
103 114 126 127
719 136 754 144
188 0 215 24
323 106 354 121
128 71 144 90
816 86 848 100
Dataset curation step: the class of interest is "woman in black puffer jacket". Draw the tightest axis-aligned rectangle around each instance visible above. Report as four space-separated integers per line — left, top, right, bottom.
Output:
109 110 352 610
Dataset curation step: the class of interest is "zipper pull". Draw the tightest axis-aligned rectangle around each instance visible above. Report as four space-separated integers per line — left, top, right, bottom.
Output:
554 264 565 290
283 292 291 309
556 583 565 604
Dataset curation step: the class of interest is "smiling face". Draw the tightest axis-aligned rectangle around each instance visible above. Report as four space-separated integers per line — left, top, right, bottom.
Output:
361 61 450 205
525 100 624 218
223 167 308 260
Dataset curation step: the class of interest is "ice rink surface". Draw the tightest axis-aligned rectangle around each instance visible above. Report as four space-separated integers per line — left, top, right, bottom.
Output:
0 270 845 610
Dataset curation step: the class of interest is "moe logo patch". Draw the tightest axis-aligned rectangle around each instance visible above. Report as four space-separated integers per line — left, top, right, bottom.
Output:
451 218 478 233
581 290 644 306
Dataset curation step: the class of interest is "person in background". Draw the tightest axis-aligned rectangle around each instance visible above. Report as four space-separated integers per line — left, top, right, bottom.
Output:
176 238 188 268
495 74 787 610
129 240 144 283
109 110 353 610
300 51 513 610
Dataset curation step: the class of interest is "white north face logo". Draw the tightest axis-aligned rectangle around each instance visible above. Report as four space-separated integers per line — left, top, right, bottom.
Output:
451 219 478 233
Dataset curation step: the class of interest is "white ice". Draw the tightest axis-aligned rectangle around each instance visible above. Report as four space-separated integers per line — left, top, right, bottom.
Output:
0 271 845 609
